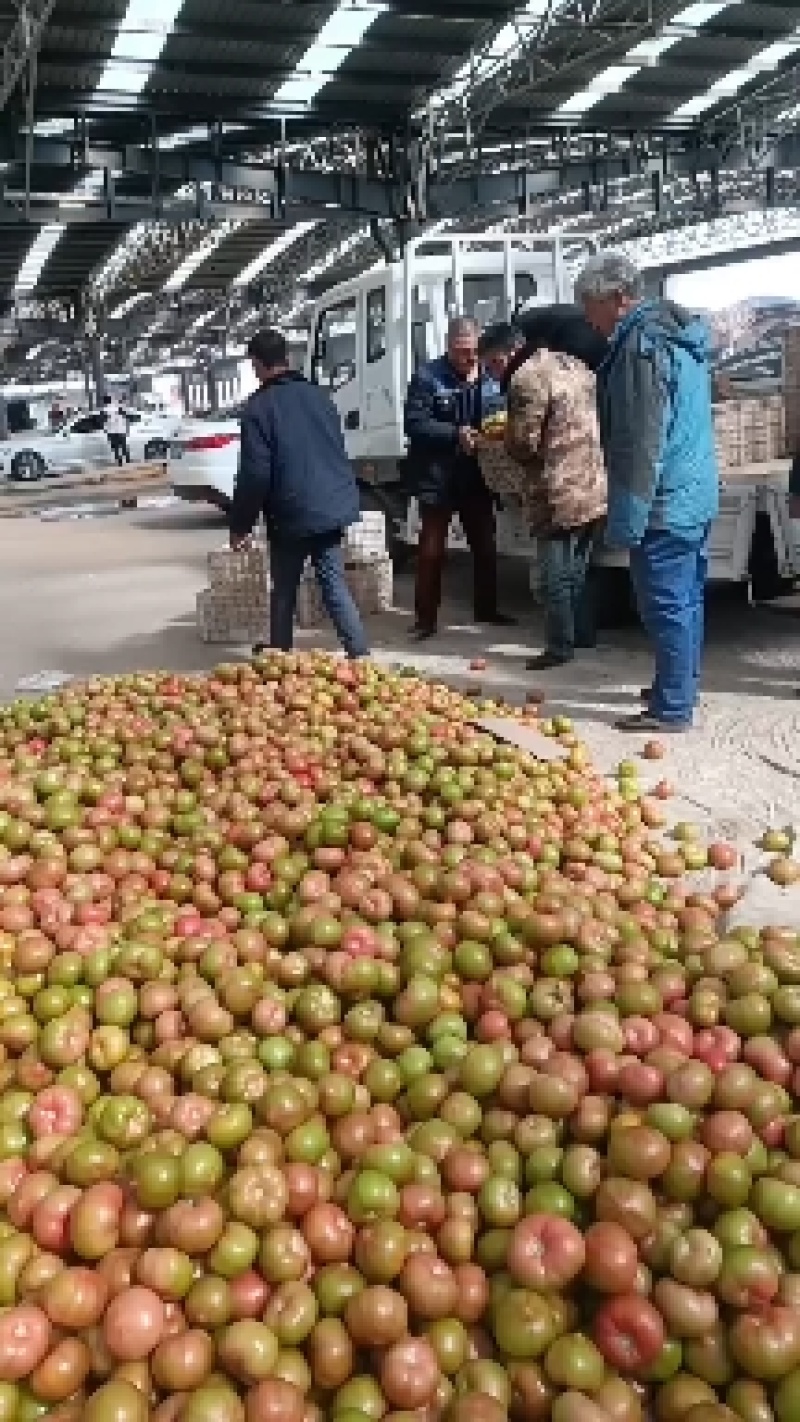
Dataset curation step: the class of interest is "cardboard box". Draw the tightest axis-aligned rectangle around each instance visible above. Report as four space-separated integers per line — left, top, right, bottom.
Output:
343 512 387 561
296 556 393 628
196 588 267 645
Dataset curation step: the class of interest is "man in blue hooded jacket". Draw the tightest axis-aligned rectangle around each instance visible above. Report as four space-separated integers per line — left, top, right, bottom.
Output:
575 253 719 732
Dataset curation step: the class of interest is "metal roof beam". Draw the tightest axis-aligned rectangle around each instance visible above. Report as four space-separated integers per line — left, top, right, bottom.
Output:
1 0 57 113
4 127 800 226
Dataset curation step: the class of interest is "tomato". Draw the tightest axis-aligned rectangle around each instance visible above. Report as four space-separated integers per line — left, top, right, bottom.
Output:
27 1086 83 1139
593 1295 666 1375
582 1222 639 1294
729 1306 800 1382
0 1305 52 1381
508 1214 586 1290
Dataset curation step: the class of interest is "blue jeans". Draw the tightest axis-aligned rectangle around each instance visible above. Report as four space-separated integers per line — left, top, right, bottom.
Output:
269 531 369 659
629 526 709 726
539 523 599 660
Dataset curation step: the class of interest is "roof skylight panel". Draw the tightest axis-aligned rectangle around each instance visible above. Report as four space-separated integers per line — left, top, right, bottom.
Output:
270 2 386 112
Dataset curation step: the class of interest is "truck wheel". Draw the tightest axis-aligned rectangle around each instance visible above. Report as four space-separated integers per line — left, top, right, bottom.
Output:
144 439 168 461
749 511 794 602
592 566 636 628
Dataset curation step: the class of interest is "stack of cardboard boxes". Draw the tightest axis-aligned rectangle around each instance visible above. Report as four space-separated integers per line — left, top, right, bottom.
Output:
713 395 786 470
195 513 393 644
296 512 393 628
196 547 269 644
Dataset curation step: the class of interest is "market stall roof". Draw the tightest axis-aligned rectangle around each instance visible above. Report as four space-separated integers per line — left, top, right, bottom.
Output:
5 0 800 374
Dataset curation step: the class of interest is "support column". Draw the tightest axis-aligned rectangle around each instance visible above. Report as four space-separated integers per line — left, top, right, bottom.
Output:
87 334 106 405
180 372 191 413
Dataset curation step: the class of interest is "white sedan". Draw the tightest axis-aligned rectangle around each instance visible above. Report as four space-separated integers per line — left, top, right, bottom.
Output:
0 409 182 483
168 410 241 513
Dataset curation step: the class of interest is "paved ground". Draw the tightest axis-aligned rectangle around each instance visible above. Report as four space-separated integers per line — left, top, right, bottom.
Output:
0 464 168 518
1 503 798 917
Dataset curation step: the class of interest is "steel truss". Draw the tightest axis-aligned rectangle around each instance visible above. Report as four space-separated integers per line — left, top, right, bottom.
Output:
415 0 705 142
1 0 56 114
4 125 800 226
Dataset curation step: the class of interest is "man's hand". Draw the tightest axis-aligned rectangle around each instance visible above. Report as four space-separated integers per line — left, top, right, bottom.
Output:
457 426 478 454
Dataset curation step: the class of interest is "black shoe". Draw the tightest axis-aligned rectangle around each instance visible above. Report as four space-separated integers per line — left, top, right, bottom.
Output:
252 643 268 656
614 711 691 733
526 651 573 671
409 623 436 641
477 612 517 627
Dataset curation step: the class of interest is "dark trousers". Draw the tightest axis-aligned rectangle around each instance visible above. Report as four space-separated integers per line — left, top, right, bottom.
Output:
539 522 600 660
108 434 130 467
629 526 709 726
270 530 369 659
415 494 498 630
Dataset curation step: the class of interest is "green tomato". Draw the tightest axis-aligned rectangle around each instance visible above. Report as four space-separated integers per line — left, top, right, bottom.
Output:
207 1103 253 1152
208 1221 259 1278
346 1169 399 1224
180 1142 225 1198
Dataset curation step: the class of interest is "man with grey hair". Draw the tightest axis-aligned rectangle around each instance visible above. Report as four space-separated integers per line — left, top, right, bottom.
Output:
575 252 719 732
403 315 515 638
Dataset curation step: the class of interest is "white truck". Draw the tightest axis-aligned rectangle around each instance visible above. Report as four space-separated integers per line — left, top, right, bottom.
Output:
304 229 800 604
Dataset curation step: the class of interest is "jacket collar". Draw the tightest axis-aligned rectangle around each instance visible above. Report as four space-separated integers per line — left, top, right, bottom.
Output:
438 356 498 390
260 369 306 390
608 300 663 354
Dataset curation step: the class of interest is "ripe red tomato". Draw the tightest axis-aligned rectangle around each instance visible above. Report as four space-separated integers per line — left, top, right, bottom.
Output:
593 1294 666 1375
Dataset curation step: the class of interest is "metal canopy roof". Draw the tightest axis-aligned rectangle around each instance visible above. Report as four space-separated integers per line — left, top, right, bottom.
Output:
6 0 521 127
5 0 800 380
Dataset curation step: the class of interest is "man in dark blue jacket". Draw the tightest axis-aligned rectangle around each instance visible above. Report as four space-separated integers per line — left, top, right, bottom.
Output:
229 328 369 658
404 316 514 639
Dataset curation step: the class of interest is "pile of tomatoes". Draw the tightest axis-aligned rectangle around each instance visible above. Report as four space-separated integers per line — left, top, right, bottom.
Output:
0 652 797 1422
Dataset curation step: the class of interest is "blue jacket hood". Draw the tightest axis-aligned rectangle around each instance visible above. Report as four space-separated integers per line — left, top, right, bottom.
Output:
611 299 710 365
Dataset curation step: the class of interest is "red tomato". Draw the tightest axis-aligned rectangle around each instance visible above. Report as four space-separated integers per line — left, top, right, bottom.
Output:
507 1215 586 1291
593 1294 666 1375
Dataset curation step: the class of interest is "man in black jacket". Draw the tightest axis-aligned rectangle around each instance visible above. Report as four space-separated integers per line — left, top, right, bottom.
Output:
229 329 369 659
404 316 515 639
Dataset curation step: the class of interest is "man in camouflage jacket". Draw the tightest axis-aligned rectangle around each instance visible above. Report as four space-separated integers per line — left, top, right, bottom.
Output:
479 308 608 670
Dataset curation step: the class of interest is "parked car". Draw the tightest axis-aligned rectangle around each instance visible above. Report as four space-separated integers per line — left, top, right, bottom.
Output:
0 408 181 482
168 409 241 514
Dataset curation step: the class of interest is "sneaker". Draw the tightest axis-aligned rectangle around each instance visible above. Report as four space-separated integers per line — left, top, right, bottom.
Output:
409 624 436 641
526 652 573 671
614 711 691 733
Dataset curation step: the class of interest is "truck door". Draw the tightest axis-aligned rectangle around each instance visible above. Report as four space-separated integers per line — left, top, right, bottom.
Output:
311 294 361 445
361 283 394 448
